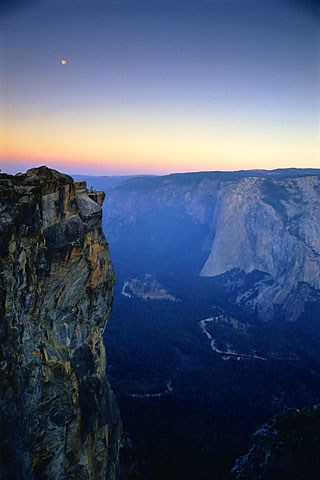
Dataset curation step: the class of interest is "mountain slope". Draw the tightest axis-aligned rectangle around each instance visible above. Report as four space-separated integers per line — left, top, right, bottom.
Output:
230 407 320 480
102 170 320 320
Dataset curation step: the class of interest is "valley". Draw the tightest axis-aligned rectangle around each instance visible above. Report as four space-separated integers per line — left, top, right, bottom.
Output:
78 169 320 479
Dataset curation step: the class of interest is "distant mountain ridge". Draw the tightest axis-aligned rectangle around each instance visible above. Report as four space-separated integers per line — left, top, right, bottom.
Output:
73 168 320 192
73 168 320 320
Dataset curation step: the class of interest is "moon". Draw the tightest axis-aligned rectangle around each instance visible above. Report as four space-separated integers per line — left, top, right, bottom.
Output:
61 59 67 65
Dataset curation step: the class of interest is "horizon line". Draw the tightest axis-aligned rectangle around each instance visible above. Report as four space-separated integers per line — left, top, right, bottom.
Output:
2 163 320 178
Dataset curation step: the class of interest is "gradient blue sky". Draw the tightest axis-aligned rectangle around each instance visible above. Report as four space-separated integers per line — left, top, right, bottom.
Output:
1 0 319 175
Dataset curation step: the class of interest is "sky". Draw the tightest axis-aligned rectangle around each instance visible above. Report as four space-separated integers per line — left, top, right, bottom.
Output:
0 0 319 176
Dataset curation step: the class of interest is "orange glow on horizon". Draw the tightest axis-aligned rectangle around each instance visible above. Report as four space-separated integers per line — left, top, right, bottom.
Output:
1 113 318 175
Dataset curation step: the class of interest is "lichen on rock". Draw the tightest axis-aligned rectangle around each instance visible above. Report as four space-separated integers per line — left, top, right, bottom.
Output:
0 166 121 480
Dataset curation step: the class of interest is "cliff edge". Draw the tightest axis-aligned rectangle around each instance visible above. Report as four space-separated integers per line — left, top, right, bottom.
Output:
0 166 121 479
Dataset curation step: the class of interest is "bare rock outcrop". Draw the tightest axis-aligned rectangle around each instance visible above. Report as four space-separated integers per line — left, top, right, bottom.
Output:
0 166 120 480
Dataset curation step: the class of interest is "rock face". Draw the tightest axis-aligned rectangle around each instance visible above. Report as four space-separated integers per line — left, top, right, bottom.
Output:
102 171 320 320
0 167 120 479
230 407 320 480
199 176 320 319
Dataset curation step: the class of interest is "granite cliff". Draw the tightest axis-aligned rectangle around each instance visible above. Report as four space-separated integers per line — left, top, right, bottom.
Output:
199 175 320 320
0 167 121 479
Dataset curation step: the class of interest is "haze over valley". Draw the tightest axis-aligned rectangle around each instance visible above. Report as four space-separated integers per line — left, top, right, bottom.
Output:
76 168 320 479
